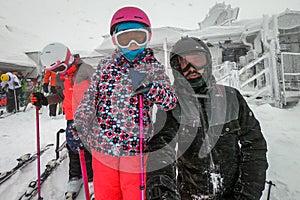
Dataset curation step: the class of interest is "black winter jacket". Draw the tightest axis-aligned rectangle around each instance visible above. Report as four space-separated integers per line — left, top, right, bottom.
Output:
146 83 268 200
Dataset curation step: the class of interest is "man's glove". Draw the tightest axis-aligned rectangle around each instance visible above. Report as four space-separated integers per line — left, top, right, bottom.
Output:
30 92 48 108
42 83 49 93
66 123 83 153
50 86 57 94
129 69 150 94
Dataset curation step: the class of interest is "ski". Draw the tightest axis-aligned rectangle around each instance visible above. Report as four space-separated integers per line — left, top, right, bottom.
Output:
18 149 68 200
65 191 94 200
0 109 23 119
64 188 83 200
0 112 15 119
0 143 54 185
64 183 94 199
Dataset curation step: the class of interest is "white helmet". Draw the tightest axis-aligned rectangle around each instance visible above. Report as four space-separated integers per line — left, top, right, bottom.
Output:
40 42 73 73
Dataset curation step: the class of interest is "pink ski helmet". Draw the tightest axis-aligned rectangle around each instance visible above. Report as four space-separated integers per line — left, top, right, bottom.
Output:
110 6 151 35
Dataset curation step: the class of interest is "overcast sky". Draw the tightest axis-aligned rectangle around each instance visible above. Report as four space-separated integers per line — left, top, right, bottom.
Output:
1 0 300 51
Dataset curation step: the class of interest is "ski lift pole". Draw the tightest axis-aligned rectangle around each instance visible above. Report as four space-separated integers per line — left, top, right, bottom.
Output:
79 147 90 200
35 105 43 200
266 180 275 200
138 94 145 200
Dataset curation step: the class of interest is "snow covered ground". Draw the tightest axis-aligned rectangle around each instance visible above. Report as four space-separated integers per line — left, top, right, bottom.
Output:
0 105 86 199
252 103 300 200
0 101 300 199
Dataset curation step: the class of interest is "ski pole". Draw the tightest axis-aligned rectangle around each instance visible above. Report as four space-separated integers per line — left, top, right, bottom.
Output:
79 148 90 200
266 180 275 200
138 94 145 200
35 105 43 200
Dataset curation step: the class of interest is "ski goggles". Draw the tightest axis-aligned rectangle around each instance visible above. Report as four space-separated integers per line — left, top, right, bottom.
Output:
171 52 209 73
47 62 68 74
114 28 149 48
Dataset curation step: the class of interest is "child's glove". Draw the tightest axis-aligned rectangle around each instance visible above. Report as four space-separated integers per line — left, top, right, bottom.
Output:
129 69 151 94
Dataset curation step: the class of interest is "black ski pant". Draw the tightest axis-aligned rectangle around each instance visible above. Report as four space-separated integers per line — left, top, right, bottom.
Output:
66 120 93 182
49 103 57 117
6 88 21 113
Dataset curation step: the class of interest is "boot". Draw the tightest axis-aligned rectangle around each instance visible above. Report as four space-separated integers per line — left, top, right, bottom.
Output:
89 181 95 200
64 177 83 200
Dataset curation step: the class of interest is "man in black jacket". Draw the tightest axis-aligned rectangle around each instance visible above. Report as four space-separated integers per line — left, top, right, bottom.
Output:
146 37 268 200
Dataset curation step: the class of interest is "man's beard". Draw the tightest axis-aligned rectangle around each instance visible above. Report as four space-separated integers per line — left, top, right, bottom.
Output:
185 70 202 79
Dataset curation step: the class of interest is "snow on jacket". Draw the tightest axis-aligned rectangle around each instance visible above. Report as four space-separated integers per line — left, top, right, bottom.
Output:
146 81 268 200
74 48 177 157
46 56 95 120
0 72 21 90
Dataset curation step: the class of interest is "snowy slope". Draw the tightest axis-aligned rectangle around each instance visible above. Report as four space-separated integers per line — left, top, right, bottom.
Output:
0 102 300 199
252 103 300 200
0 106 68 199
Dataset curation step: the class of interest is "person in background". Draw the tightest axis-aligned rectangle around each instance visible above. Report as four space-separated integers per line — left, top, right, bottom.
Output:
42 70 58 118
30 43 95 200
12 71 26 107
72 6 177 200
0 86 7 108
0 72 22 113
146 37 268 200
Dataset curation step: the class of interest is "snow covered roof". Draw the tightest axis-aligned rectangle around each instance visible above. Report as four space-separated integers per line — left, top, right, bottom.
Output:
0 22 41 74
277 9 300 29
0 20 102 75
186 25 247 44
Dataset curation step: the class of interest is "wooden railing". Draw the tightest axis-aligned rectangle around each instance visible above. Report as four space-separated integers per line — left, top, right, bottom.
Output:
280 52 300 105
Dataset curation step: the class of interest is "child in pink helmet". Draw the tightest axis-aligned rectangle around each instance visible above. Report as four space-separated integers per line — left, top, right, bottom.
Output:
73 6 177 200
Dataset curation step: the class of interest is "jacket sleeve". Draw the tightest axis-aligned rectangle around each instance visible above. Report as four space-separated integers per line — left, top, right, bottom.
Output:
50 72 56 86
73 66 101 143
234 90 268 200
146 109 181 200
72 63 96 114
43 70 50 84
146 83 177 112
144 63 177 111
